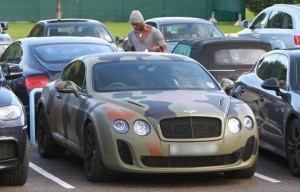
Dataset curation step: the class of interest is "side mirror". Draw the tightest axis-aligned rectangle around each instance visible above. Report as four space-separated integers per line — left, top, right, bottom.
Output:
1 63 23 80
115 36 124 44
261 78 280 96
241 20 251 28
220 78 234 95
55 81 81 98
1 22 9 30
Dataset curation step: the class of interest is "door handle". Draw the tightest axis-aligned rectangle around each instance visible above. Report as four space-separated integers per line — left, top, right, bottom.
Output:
253 34 260 38
56 93 63 99
259 95 264 102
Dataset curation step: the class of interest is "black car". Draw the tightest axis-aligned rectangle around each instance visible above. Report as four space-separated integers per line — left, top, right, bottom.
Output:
0 63 28 186
0 21 12 56
28 18 124 51
172 37 272 82
231 48 300 177
0 36 115 126
123 17 225 52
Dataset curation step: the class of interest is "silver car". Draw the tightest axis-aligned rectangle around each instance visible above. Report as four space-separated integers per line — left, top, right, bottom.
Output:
0 21 12 56
237 4 300 49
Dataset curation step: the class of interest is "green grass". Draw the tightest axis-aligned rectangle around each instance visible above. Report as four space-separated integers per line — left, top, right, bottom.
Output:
6 10 255 40
7 21 245 41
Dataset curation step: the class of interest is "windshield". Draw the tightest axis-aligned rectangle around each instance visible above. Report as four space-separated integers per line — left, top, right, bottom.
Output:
161 23 224 42
48 25 114 42
34 43 114 63
93 60 219 92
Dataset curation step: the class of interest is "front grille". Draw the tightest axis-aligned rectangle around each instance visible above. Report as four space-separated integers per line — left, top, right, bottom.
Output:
242 136 256 161
160 117 222 139
0 141 18 160
141 154 239 168
117 140 133 165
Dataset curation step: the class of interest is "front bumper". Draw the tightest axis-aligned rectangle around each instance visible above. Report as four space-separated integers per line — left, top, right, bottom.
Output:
0 125 28 171
97 124 258 174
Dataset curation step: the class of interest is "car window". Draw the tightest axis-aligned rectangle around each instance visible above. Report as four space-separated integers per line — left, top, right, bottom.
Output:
47 25 114 42
146 22 158 28
251 10 271 29
267 11 292 29
93 61 218 92
214 48 267 65
295 59 300 91
256 54 288 89
68 61 86 90
28 24 45 37
172 44 191 56
33 43 114 63
161 23 224 42
0 42 22 64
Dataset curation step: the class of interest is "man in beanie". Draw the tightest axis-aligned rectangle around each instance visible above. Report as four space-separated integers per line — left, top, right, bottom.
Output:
127 10 168 52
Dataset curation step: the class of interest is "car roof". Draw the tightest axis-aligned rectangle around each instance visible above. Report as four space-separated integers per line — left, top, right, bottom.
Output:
145 17 213 25
266 48 300 57
15 36 111 46
37 18 104 25
176 37 272 49
81 52 197 64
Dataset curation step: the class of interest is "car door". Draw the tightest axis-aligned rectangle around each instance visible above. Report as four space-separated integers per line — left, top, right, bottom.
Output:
255 53 289 150
57 60 87 147
238 10 271 41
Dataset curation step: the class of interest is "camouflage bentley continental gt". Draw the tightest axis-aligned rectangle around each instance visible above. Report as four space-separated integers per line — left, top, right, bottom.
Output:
36 52 258 182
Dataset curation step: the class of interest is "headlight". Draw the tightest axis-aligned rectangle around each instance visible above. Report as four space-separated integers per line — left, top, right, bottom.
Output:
228 118 240 133
243 116 253 130
0 105 22 120
113 120 129 134
133 120 150 136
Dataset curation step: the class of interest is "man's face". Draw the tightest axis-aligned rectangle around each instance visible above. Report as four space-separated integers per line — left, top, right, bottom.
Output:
132 22 144 31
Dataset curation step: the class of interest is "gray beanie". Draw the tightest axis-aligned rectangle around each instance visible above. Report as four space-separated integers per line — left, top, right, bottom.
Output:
129 10 144 24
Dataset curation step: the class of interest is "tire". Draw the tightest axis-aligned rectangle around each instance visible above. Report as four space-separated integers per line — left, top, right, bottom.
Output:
37 107 65 158
224 161 257 179
83 123 115 182
286 119 300 177
0 138 29 186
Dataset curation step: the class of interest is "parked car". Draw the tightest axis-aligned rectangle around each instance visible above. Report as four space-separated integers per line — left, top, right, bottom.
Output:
27 18 124 51
172 37 272 82
0 62 28 186
0 21 12 56
231 48 300 177
0 36 116 127
236 4 300 49
123 17 225 52
37 52 258 182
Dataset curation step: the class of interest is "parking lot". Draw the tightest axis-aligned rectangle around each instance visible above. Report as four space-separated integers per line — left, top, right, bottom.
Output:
0 145 298 192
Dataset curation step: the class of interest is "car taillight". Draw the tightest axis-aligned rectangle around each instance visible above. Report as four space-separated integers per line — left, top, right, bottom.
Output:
294 36 300 45
25 76 50 90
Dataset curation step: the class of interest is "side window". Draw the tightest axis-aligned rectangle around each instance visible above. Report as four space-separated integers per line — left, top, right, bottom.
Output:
267 11 282 28
252 10 271 29
0 42 22 64
68 61 86 90
60 62 73 81
172 44 191 56
28 24 45 37
281 13 293 29
256 54 288 90
146 22 158 29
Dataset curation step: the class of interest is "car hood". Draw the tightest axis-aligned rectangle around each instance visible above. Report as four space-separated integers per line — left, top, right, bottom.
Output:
100 90 230 122
0 82 19 107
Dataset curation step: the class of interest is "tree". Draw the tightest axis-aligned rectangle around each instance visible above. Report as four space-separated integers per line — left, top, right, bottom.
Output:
245 0 300 15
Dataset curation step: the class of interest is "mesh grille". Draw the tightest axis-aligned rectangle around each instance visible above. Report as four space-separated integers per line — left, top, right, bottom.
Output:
242 136 256 161
141 154 239 168
0 141 17 160
117 140 133 165
160 117 222 139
